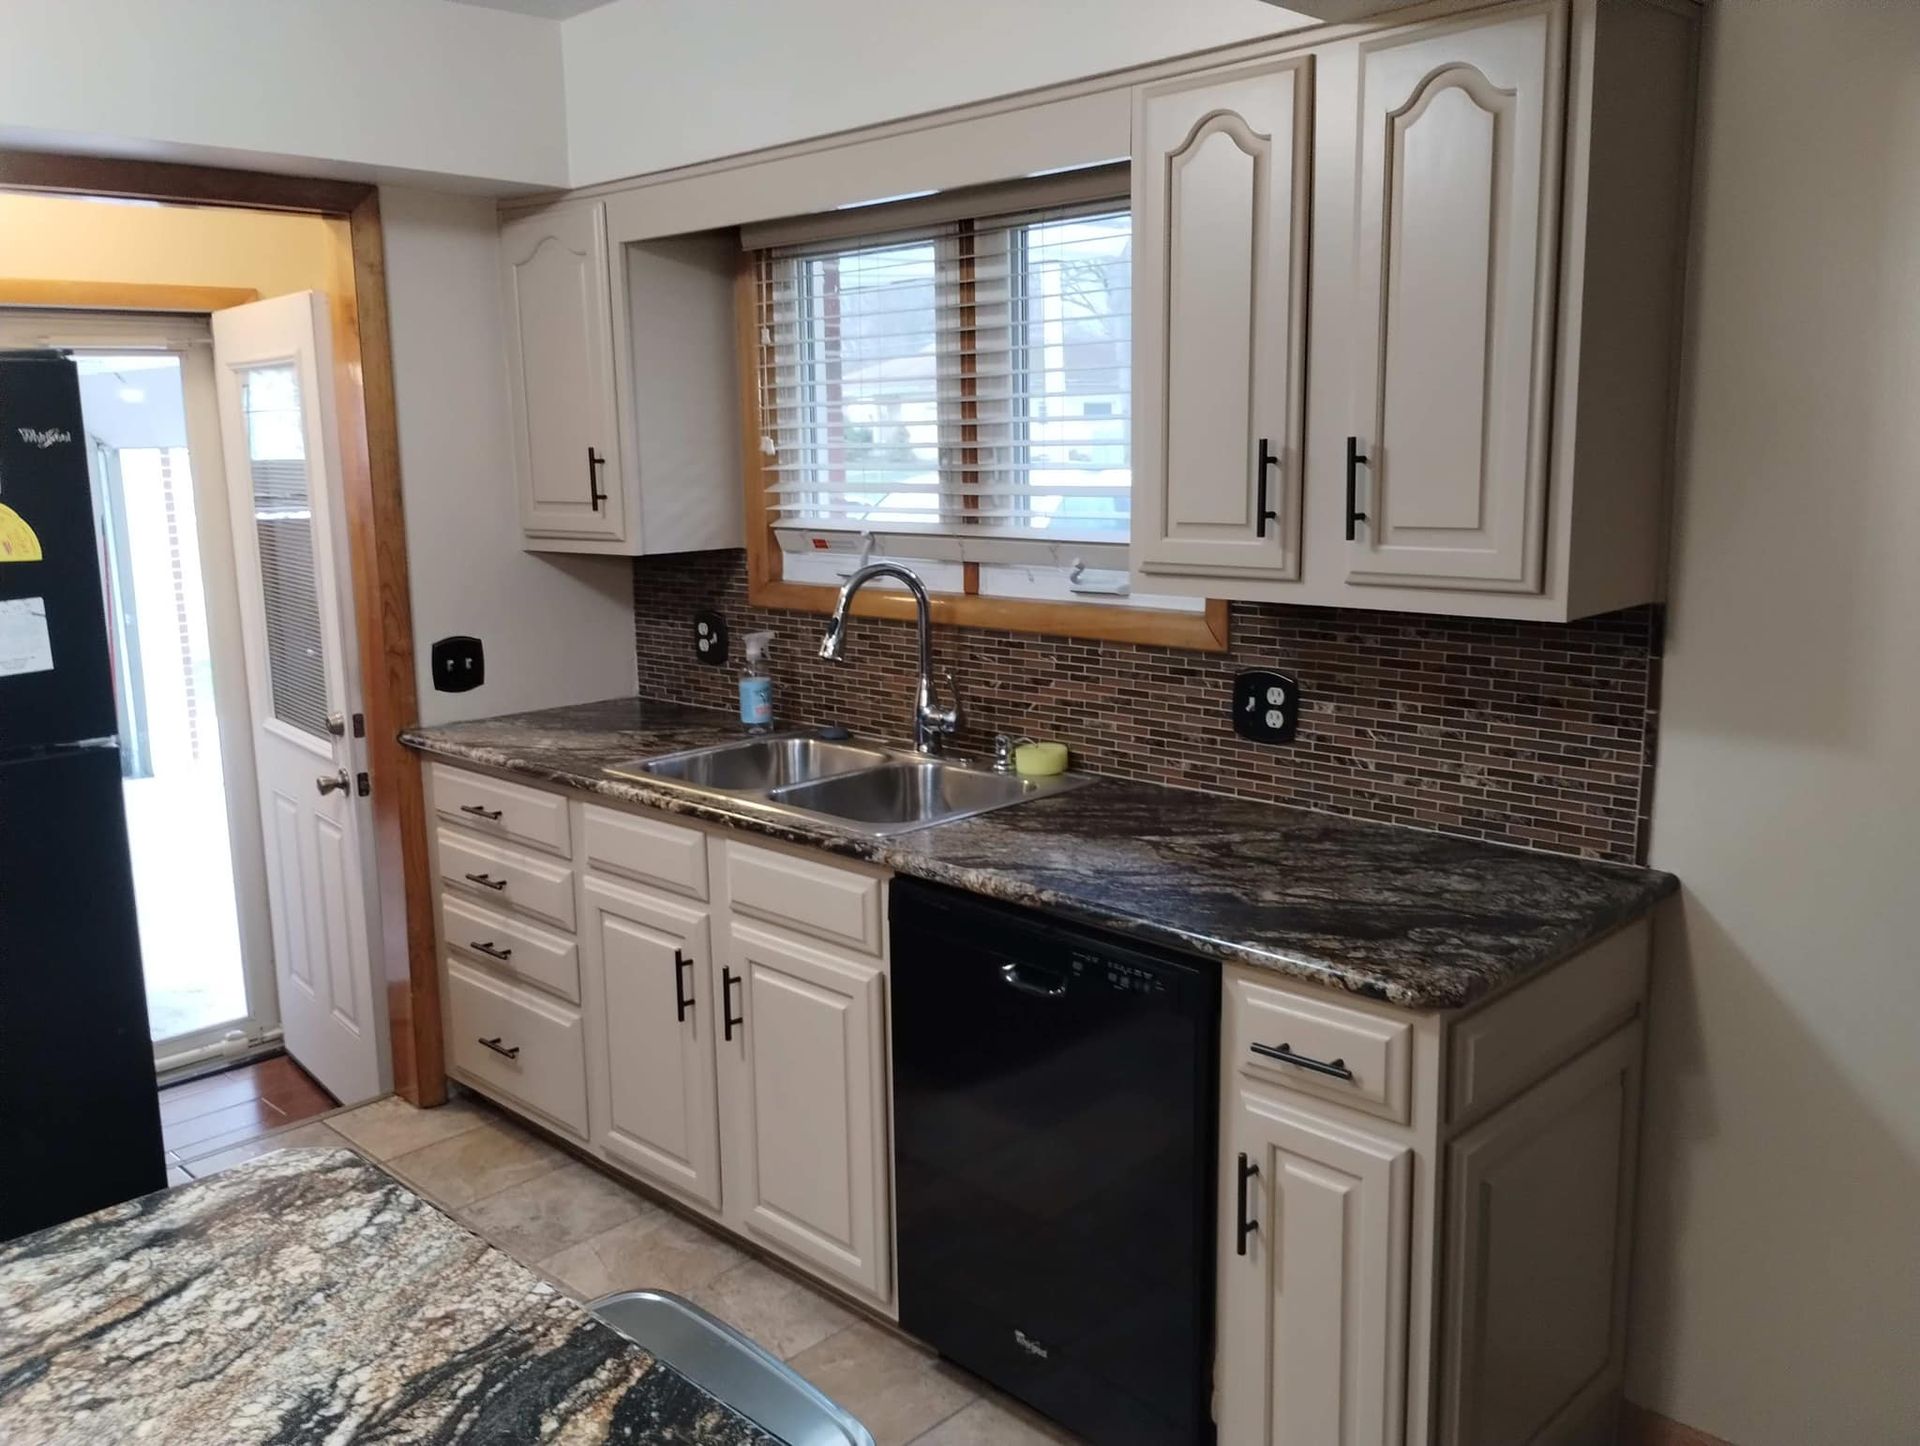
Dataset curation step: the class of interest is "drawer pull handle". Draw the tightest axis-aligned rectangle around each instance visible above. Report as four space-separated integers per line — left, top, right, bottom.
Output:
722 966 743 1042
477 1036 520 1061
673 949 694 1023
1251 1040 1355 1082
1236 1152 1259 1256
459 804 504 821
470 940 513 962
463 872 509 892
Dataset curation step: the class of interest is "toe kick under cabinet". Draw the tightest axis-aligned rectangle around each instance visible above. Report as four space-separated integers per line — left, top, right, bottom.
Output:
424 762 896 1313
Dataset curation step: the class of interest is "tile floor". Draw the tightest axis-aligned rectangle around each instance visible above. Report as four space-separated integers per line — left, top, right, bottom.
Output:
185 1088 1081 1446
159 1055 337 1184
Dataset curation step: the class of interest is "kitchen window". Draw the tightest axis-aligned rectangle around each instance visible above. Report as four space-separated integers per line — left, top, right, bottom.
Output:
739 180 1226 650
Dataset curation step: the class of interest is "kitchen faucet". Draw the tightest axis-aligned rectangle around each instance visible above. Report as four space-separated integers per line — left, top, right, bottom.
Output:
818 562 960 755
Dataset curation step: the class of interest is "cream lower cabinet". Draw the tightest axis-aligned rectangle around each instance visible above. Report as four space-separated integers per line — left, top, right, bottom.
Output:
717 918 892 1302
430 766 897 1313
1219 1090 1412 1446
1215 918 1651 1446
578 872 723 1209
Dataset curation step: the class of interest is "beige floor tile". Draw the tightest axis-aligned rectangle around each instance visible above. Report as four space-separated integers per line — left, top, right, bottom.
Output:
326 1094 485 1160
539 1207 741 1302
687 1258 857 1360
180 1121 351 1178
789 1322 977 1446
909 1395 1083 1445
385 1116 568 1209
461 1160 648 1260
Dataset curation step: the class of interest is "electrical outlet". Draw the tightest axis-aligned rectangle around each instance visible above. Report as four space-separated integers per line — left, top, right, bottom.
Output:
430 635 484 693
1231 669 1299 744
694 610 729 666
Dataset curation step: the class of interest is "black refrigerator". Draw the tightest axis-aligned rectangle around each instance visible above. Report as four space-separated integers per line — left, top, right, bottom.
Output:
0 350 167 1241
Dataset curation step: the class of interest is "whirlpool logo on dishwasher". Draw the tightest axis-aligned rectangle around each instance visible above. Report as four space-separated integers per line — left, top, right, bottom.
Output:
1013 1329 1050 1360
17 427 72 449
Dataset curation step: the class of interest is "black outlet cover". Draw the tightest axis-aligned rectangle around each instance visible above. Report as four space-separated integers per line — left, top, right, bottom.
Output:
1232 669 1299 744
431 635 485 693
694 610 729 666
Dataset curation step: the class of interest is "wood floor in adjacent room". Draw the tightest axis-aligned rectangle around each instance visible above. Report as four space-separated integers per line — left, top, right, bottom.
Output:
159 1055 337 1183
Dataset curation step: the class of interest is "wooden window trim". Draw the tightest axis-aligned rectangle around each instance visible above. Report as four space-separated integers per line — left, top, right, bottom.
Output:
734 258 1228 652
0 150 443 1109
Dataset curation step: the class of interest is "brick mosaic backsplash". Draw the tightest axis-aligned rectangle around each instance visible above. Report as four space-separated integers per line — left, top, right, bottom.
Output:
632 549 1663 863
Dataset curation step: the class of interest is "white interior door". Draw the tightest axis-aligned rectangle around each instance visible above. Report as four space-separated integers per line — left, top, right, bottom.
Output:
212 292 387 1105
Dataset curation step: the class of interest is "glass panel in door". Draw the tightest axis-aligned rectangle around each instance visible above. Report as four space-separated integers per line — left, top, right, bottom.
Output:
239 363 332 740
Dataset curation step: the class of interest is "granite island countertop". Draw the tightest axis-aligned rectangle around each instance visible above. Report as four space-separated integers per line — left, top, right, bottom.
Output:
0 1148 771 1446
401 697 1677 1010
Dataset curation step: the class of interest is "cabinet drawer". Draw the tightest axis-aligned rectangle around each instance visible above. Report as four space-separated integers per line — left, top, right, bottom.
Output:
440 890 580 1003
726 840 882 956
1229 973 1412 1124
447 958 588 1137
432 764 571 858
438 827 576 931
581 802 708 900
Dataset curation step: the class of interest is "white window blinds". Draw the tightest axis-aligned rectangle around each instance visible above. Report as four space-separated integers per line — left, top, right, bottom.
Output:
753 199 1132 557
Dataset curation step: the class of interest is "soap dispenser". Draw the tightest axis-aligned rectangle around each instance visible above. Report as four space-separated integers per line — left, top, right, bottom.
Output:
739 631 776 733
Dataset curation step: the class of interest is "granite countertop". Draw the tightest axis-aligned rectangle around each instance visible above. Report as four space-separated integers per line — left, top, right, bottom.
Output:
0 1148 769 1446
401 697 1677 1010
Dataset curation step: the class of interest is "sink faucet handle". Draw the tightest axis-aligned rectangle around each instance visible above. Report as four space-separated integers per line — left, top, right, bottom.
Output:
991 732 1034 772
937 671 961 733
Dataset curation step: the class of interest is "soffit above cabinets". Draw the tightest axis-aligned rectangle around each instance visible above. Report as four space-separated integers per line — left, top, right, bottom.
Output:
446 0 620 18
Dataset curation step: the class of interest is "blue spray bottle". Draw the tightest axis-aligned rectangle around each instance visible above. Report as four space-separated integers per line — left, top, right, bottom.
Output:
739 631 775 733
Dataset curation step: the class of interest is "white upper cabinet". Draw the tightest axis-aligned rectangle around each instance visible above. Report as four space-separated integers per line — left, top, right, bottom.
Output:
1343 6 1560 592
1131 56 1312 582
1131 0 1697 621
501 203 627 543
499 206 744 556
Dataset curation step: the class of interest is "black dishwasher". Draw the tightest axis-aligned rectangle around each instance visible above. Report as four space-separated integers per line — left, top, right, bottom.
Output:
891 879 1219 1446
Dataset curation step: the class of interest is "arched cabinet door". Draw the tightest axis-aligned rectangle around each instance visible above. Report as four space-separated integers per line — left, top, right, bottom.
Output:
500 202 628 542
1131 55 1312 582
1345 4 1564 592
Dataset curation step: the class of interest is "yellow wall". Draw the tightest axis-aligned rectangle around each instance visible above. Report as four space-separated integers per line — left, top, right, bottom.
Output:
0 191 345 300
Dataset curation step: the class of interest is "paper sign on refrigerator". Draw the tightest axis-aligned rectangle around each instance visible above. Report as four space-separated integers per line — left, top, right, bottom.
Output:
0 597 54 676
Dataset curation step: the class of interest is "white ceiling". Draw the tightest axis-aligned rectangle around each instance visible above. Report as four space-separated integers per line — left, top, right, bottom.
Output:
445 0 620 18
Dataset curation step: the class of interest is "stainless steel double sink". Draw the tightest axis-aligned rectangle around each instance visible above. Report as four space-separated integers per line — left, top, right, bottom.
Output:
604 731 1091 838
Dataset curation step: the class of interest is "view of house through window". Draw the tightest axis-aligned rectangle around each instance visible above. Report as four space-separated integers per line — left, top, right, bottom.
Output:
757 200 1183 608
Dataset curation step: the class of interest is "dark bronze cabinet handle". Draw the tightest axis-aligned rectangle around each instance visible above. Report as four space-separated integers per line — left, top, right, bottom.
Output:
478 1036 520 1061
463 872 508 892
470 940 513 962
587 446 608 512
1251 1040 1356 1082
722 967 743 1042
459 803 503 821
673 948 693 1023
1256 437 1280 539
1346 436 1370 540
1236 1152 1259 1256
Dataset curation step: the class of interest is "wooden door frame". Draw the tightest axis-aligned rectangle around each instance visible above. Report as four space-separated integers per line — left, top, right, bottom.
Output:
1 150 445 1107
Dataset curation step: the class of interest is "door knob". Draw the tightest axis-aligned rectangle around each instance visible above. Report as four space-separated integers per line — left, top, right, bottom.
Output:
316 770 351 796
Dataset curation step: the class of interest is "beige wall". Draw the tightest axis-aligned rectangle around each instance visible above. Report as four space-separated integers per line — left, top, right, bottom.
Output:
377 187 638 724
1633 3 1920 1443
0 189 639 725
0 192 344 299
0 0 565 190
